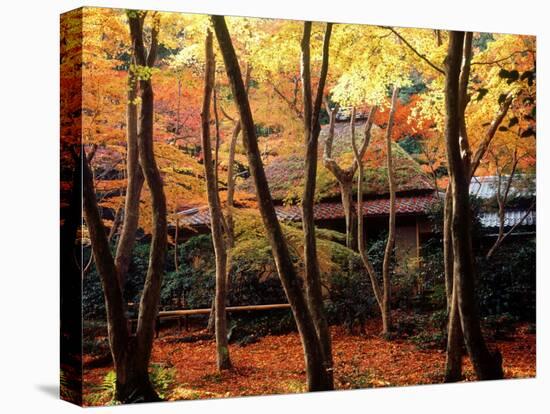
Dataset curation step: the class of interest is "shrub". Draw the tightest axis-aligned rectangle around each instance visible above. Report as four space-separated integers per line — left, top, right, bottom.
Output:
86 363 175 405
228 309 297 346
476 238 535 321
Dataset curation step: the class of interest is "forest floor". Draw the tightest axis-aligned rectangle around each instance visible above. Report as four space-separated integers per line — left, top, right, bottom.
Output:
82 319 536 405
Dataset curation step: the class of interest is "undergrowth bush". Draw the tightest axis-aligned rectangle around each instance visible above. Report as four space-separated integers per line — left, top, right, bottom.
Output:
85 363 175 405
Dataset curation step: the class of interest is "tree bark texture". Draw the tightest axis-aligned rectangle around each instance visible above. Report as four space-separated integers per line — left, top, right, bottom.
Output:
444 31 503 381
351 103 391 336
300 21 334 390
352 90 397 337
114 64 145 291
202 29 232 371
323 99 356 250
212 15 330 391
380 87 400 336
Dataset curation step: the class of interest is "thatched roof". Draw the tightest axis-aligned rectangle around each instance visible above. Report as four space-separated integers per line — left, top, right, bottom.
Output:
239 121 434 203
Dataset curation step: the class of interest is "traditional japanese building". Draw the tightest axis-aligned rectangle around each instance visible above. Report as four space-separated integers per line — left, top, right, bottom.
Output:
177 121 441 267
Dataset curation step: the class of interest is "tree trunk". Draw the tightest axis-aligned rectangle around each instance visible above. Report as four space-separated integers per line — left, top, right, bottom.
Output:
225 64 251 294
174 218 179 272
340 179 357 250
212 15 329 391
444 31 503 381
352 105 389 336
352 90 398 337
445 275 463 382
202 29 232 371
115 65 145 290
443 184 454 309
81 13 166 403
443 181 464 382
225 115 241 250
380 87 399 336
486 156 519 259
127 12 167 401
323 98 357 250
83 152 160 402
300 21 334 390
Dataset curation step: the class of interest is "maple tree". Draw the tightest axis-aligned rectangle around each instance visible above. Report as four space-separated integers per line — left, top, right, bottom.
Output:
352 89 399 336
201 28 232 370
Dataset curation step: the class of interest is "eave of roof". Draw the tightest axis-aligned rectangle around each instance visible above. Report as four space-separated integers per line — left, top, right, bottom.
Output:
470 175 535 199
479 210 536 229
177 192 441 227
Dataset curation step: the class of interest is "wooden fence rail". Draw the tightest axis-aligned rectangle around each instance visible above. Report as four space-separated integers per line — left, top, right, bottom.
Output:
128 303 292 337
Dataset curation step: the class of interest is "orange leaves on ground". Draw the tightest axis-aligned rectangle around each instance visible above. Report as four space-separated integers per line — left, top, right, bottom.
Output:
83 321 535 405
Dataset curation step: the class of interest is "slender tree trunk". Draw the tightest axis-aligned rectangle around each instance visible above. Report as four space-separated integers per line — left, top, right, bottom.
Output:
352 92 398 337
202 30 232 371
81 13 165 403
323 98 374 251
444 181 464 382
82 154 130 386
84 205 123 276
115 64 145 290
339 179 357 250
379 87 399 336
84 150 161 402
486 156 519 259
300 21 334 390
443 184 454 309
174 218 179 272
444 31 503 381
212 15 329 391
486 200 534 259
352 105 388 336
108 206 124 242
225 64 251 293
323 98 356 250
225 119 241 250
206 81 226 336
175 77 182 140
125 12 167 401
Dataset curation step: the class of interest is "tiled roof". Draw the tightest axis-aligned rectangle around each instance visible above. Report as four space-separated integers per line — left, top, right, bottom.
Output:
177 207 211 227
177 192 440 227
470 175 535 199
479 210 536 229
276 193 440 222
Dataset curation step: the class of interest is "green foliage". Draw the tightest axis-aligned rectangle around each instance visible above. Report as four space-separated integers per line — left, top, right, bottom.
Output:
86 370 118 406
482 313 518 340
325 248 376 332
150 364 177 399
86 364 175 405
130 63 154 81
397 74 427 103
228 309 297 346
473 32 495 51
411 329 447 350
477 238 536 321
163 234 216 309
394 311 448 350
398 135 423 155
